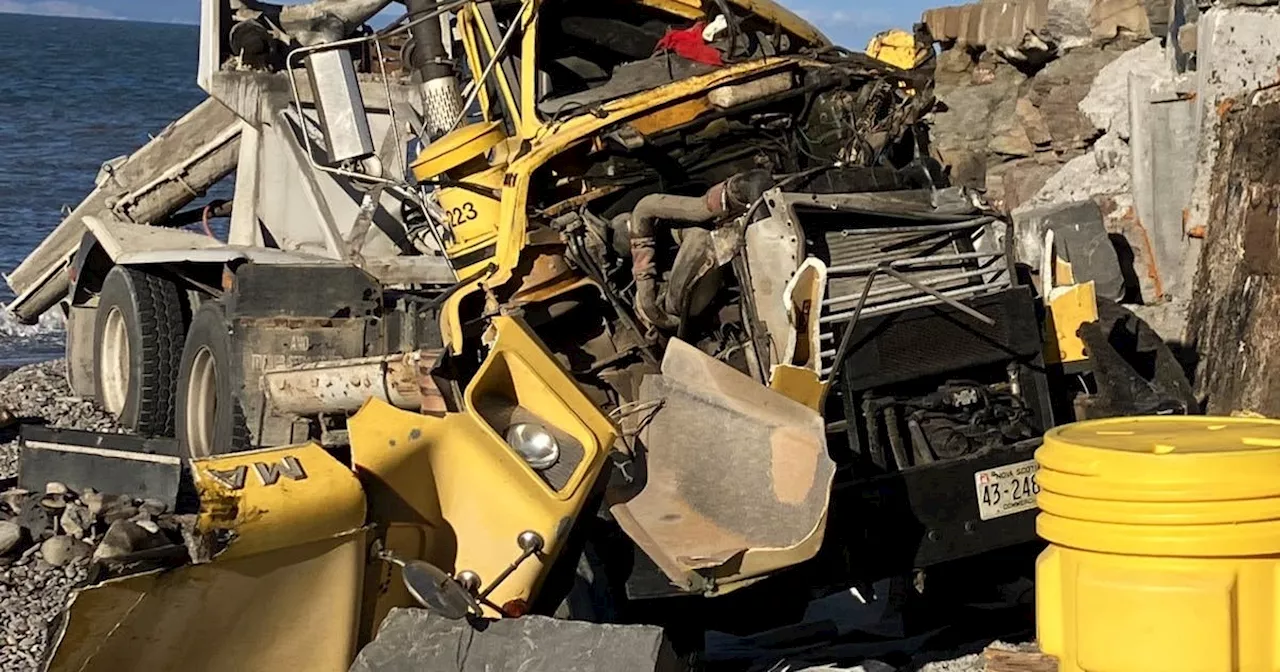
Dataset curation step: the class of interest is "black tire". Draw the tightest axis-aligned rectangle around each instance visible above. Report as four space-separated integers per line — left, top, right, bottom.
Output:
94 266 186 436
176 302 250 458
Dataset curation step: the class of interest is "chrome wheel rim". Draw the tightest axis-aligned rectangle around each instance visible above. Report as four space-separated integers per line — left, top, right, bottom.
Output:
185 346 218 458
99 307 130 416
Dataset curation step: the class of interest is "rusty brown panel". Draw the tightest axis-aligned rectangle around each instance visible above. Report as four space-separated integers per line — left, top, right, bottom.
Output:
1243 186 1280 277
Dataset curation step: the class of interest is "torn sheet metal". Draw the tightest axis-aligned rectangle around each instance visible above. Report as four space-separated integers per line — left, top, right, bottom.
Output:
43 443 370 672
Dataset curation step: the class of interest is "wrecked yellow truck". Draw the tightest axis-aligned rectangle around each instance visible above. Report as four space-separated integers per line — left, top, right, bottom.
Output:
4 0 1200 669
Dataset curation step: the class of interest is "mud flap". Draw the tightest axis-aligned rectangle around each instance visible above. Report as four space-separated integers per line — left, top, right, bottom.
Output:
610 340 835 595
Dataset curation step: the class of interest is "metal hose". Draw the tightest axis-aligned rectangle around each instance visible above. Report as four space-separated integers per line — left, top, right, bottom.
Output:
629 193 721 331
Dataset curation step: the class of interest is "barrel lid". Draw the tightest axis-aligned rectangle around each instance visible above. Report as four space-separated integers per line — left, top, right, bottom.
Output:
1037 416 1280 556
1037 416 1280 503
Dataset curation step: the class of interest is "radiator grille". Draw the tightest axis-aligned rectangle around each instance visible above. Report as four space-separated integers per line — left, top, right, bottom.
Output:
762 192 1014 377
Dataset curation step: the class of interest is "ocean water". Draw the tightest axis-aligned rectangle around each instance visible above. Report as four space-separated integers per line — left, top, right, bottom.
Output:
0 13 209 365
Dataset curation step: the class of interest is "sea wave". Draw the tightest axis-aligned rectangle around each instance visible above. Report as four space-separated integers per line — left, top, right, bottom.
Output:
0 305 65 339
0 305 66 366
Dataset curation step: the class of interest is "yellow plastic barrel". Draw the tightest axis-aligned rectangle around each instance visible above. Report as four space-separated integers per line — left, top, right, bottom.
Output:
1036 416 1280 672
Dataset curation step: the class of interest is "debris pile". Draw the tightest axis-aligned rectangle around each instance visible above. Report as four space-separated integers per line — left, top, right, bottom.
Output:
0 484 180 564
0 478 190 670
921 0 1280 423
0 361 124 670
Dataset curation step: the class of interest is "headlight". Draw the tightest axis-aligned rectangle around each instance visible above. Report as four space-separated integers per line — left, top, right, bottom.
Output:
505 423 560 470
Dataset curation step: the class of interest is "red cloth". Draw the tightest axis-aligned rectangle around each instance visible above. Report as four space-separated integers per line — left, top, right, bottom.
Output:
655 21 723 66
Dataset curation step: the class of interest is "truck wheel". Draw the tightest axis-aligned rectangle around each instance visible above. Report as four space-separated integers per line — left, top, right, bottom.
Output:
176 303 249 458
94 266 186 436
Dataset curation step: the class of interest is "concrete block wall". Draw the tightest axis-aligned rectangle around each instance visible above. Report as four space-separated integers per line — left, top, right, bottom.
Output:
924 0 1050 48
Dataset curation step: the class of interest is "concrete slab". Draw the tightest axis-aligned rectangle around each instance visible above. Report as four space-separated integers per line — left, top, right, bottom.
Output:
1185 6 1280 236
1128 75 1198 299
350 609 684 672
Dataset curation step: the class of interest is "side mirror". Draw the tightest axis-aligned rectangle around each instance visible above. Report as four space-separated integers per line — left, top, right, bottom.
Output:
400 559 481 620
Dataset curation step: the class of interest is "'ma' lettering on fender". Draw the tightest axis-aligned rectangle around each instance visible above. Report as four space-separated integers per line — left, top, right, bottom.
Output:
253 456 307 486
206 456 308 490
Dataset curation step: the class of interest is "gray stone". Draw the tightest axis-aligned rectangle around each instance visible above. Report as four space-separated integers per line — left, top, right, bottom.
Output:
0 522 23 556
1027 47 1124 152
0 489 29 515
350 609 683 672
138 498 167 517
1044 0 1094 41
92 519 169 562
931 57 1028 187
1014 200 1128 300
59 503 92 540
985 158 1062 212
1079 39 1168 139
14 498 50 540
102 501 139 525
1196 6 1280 109
1017 132 1132 213
1017 97 1053 147
1129 299 1191 343
989 96 1037 157
39 536 90 568
39 496 66 512
1093 130 1129 172
1144 0 1173 35
1089 0 1153 38
935 48 976 89
79 489 104 518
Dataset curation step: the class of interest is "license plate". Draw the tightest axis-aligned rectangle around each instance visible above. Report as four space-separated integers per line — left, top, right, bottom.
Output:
974 459 1040 521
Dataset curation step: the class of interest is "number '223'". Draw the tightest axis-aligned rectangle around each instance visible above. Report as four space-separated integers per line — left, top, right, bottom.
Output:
447 202 479 227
